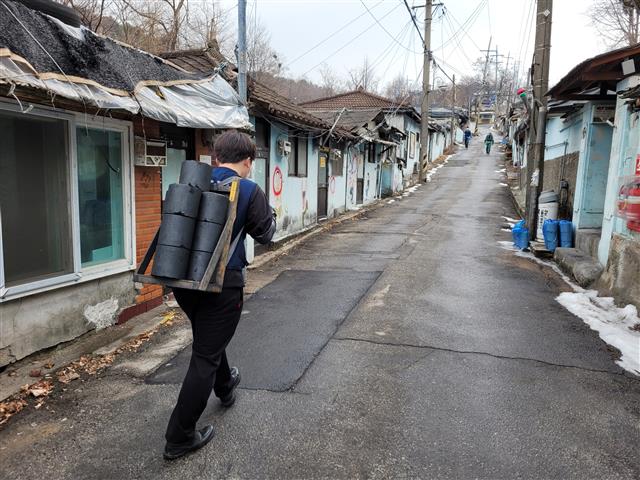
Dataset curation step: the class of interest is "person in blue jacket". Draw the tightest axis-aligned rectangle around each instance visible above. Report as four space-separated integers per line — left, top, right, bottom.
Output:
164 130 276 460
463 127 472 148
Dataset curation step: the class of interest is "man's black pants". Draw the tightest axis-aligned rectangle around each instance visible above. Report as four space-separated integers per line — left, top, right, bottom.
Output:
165 287 243 444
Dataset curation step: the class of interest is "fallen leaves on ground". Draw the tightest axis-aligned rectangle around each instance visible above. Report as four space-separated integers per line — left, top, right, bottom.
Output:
0 309 182 426
0 398 27 425
22 380 54 398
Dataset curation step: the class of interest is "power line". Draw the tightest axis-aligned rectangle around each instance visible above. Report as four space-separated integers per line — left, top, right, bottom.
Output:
402 0 425 46
299 2 399 77
285 0 385 68
433 0 486 53
360 0 421 54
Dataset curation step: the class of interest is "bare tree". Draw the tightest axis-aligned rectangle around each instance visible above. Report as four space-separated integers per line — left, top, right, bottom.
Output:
245 19 282 81
319 64 345 96
589 0 640 47
347 57 379 92
59 0 113 34
384 75 411 104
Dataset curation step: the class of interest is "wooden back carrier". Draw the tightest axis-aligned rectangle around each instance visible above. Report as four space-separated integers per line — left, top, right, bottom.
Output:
134 179 240 293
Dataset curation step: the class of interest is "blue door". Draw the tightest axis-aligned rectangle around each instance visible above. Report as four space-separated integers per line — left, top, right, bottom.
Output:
580 123 613 226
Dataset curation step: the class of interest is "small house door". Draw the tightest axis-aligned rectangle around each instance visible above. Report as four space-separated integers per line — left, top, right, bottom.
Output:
356 154 364 204
318 151 328 218
253 118 270 197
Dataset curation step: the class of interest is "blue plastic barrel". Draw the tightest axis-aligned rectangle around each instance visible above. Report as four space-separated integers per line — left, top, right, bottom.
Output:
512 220 525 245
542 219 559 252
513 226 529 250
559 220 573 248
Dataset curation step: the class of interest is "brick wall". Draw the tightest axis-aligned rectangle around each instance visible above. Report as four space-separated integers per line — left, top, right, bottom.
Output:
134 118 163 305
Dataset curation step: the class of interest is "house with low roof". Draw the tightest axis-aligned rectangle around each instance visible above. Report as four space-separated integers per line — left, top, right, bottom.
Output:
301 88 423 197
162 44 356 240
545 43 640 309
0 0 249 367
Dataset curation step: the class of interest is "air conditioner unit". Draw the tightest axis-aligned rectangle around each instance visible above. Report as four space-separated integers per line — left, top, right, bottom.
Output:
134 137 168 167
278 138 292 156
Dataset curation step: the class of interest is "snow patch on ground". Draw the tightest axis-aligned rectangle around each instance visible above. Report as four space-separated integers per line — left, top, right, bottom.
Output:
497 240 640 375
387 199 395 204
501 216 521 228
557 291 640 375
426 155 451 182
499 182 508 187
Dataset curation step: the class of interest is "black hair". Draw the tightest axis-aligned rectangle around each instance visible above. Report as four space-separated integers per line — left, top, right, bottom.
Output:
214 130 256 164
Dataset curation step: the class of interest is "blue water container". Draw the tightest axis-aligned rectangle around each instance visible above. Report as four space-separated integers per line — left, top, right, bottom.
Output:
542 219 559 252
512 220 525 245
559 220 573 248
513 226 530 250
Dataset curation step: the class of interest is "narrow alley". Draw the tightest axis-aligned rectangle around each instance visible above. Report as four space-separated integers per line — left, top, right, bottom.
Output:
1 132 638 479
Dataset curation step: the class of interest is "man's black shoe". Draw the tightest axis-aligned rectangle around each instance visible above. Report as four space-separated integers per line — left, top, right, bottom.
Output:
220 367 241 408
163 425 214 460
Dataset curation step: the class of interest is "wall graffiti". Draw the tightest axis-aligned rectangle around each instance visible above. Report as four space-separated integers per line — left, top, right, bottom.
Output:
347 153 358 205
273 165 283 217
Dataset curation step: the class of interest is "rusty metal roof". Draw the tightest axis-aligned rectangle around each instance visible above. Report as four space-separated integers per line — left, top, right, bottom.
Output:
547 43 640 100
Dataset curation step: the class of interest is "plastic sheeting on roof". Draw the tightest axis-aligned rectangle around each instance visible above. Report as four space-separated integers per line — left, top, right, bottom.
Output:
0 56 251 129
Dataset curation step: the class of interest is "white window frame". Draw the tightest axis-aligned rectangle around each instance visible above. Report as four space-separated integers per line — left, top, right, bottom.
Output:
0 100 136 302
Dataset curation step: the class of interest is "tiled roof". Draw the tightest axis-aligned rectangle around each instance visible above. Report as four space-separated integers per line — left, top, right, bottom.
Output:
300 88 408 110
310 108 383 130
160 46 341 133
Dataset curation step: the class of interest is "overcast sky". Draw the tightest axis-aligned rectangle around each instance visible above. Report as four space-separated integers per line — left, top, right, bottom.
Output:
219 0 605 91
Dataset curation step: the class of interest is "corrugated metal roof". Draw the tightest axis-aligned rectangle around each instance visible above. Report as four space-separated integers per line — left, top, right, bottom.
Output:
160 47 344 134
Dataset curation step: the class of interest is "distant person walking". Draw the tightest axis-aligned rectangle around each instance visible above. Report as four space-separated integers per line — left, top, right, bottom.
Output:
484 132 494 154
463 127 472 149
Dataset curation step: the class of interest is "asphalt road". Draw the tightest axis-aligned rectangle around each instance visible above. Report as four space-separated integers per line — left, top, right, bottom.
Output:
1 132 639 479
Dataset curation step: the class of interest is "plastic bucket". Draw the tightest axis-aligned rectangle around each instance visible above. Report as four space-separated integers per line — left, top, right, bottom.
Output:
559 220 573 248
536 202 559 240
513 226 529 250
542 219 559 252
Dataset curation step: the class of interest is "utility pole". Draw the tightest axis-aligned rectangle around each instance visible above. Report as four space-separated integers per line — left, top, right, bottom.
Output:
451 74 456 145
237 0 247 103
475 37 493 134
420 0 433 181
525 0 553 240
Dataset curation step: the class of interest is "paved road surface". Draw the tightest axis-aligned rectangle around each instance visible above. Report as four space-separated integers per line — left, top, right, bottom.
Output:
1 132 639 479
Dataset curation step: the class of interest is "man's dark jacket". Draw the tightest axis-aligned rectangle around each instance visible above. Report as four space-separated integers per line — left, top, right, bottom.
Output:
211 167 275 287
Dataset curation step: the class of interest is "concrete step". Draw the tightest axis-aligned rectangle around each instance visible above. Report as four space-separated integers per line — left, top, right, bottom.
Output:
575 228 601 259
554 247 604 288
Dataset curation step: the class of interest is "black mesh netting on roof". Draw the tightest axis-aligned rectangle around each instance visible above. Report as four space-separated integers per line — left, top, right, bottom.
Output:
0 0 206 92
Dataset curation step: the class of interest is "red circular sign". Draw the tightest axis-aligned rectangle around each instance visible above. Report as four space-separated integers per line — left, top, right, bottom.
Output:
272 166 283 196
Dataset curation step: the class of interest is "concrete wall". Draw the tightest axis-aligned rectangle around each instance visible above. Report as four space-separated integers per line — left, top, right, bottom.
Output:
597 233 640 311
542 151 580 218
0 272 135 367
267 122 319 241
599 75 640 265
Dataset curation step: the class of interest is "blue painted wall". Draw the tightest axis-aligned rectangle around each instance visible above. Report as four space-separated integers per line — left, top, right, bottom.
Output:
573 103 614 230
599 76 640 264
